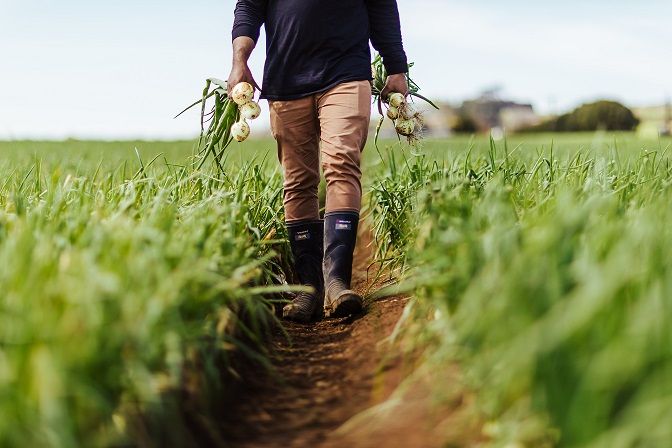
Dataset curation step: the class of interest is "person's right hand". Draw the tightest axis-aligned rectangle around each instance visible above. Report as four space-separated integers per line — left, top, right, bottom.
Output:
227 63 260 97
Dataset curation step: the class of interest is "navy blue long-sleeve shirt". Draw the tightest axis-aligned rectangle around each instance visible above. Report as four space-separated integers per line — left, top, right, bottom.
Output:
232 0 407 100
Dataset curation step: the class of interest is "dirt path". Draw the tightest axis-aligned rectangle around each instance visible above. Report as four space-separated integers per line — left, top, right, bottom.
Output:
220 224 477 448
221 223 408 446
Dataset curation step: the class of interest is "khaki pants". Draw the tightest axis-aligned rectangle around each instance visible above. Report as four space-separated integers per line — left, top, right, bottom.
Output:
269 81 372 223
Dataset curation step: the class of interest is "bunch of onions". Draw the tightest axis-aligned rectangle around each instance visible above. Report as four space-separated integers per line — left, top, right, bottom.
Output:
370 53 439 147
230 82 261 142
176 79 261 173
385 93 425 143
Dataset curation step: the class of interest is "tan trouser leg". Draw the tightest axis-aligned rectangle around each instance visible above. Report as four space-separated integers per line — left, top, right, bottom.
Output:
269 96 321 223
317 81 372 214
269 80 371 222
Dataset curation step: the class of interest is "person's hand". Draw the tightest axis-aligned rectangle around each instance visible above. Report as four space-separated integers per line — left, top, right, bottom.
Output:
381 73 409 101
227 62 260 97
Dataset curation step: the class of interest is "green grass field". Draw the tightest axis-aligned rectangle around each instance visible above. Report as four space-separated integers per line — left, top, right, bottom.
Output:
369 133 672 447
4 131 668 178
1 132 671 446
0 138 291 446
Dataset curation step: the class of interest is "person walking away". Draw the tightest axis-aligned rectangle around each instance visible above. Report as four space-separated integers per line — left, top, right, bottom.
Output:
229 0 409 322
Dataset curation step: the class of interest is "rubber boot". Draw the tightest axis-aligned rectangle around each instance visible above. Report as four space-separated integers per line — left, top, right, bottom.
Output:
323 212 363 318
283 220 325 323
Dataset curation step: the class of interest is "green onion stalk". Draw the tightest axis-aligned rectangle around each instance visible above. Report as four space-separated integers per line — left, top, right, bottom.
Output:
175 78 245 175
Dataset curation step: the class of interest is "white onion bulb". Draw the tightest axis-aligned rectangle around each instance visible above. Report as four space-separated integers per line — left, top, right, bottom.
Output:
395 118 416 137
388 92 406 108
400 104 416 120
240 101 261 120
387 106 399 120
231 120 250 142
231 82 255 106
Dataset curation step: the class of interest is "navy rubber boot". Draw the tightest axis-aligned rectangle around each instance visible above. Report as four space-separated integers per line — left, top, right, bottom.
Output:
323 212 363 318
283 220 325 323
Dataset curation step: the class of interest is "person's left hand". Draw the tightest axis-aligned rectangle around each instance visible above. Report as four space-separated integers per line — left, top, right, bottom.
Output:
381 73 409 101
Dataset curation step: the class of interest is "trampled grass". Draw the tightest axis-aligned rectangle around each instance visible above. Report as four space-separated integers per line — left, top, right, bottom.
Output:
1 132 671 446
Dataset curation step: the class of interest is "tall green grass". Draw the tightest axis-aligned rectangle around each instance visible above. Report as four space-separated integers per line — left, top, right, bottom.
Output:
3 133 672 447
0 146 289 446
370 136 672 447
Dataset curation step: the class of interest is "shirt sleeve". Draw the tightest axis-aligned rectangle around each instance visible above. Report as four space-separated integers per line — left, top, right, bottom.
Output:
232 0 267 43
365 0 408 75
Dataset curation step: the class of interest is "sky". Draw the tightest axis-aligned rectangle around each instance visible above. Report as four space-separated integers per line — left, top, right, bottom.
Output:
0 0 670 139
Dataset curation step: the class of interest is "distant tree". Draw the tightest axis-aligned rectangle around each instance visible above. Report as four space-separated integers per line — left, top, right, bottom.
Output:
522 100 640 132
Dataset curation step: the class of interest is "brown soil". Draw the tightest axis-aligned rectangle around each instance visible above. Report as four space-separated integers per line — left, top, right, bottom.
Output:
221 223 480 448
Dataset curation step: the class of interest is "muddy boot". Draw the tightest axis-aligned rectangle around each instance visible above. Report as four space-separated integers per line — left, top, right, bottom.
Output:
323 212 363 318
283 220 325 323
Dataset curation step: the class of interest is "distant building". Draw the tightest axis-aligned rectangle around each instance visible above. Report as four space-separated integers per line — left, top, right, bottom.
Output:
420 102 456 138
633 101 672 138
499 105 541 132
461 90 539 132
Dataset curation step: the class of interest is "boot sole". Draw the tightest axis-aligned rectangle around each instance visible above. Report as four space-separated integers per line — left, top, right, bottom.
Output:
327 291 363 318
